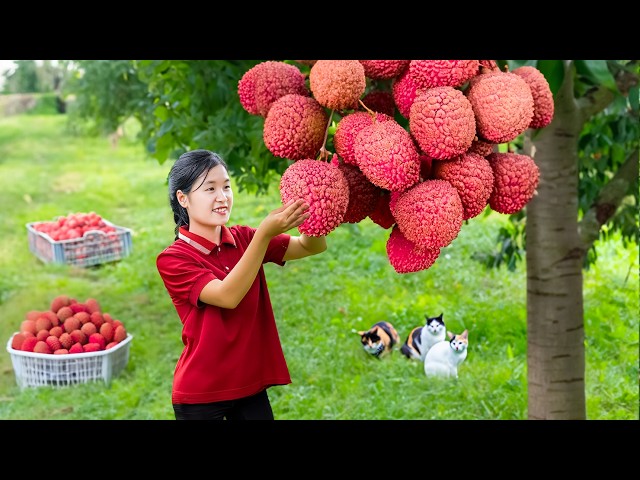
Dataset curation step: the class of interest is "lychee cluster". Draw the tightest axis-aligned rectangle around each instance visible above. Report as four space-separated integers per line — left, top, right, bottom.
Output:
238 60 553 273
9 294 129 355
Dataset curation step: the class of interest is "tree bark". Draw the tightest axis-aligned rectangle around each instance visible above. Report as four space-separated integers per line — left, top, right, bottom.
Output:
525 61 587 419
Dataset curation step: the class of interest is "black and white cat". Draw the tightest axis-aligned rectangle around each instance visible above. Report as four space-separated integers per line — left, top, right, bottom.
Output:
355 321 400 358
424 329 469 379
401 313 445 361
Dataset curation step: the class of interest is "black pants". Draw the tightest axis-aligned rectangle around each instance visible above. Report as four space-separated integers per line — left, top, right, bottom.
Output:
173 389 274 420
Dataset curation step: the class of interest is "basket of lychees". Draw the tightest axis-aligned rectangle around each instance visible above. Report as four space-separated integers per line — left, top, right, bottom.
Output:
26 212 133 267
6 294 133 389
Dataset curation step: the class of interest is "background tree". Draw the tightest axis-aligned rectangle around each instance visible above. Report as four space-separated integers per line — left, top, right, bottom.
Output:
518 60 638 419
2 60 40 94
64 60 150 136
65 60 283 194
63 60 638 419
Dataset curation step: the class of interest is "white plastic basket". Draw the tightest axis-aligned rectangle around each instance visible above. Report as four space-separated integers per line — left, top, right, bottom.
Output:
6 333 133 389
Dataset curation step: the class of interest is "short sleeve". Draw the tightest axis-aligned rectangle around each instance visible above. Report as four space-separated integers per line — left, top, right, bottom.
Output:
265 233 291 266
156 250 216 307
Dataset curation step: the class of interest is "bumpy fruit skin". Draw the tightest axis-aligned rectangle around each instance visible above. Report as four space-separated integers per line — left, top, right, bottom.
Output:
100 322 115 343
113 325 127 343
89 333 106 350
84 298 101 314
354 120 421 192
11 332 26 350
50 295 71 313
263 94 328 161
392 68 426 118
394 179 464 250
45 335 62 352
280 159 349 236
478 60 500 72
512 66 554 129
21 336 38 352
59 332 73 350
359 60 409 80
20 319 37 335
330 155 379 223
431 153 495 220
69 329 87 345
368 190 395 229
487 152 540 214
386 225 440 274
409 86 476 160
63 316 81 334
238 61 308 117
310 60 367 111
359 90 396 117
34 340 52 354
467 138 496 157
466 71 534 143
408 60 480 88
56 306 74 322
334 111 393 165
83 343 101 353
80 322 97 337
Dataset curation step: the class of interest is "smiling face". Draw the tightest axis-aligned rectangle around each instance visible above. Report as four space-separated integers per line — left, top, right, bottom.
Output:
178 164 233 241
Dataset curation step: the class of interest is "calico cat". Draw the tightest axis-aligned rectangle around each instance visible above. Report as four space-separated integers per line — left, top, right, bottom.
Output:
424 329 469 379
401 313 445 361
356 321 400 358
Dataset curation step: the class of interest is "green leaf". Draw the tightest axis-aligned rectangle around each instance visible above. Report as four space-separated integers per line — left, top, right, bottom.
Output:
506 60 537 70
629 85 639 112
536 60 565 97
154 104 169 121
575 60 618 92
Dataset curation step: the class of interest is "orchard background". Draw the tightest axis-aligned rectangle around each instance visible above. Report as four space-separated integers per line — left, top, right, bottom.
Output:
0 60 637 420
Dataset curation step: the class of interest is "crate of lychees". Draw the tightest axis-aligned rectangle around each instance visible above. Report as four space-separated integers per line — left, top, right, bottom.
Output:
26 212 133 267
6 294 133 389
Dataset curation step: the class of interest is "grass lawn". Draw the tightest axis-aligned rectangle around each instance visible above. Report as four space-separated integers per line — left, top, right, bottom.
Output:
0 114 637 420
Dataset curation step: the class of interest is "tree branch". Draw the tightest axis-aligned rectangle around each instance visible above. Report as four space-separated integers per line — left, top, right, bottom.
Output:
578 62 640 121
579 148 639 250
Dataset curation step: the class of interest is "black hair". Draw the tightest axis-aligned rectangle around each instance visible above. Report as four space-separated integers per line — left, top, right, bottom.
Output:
167 149 228 239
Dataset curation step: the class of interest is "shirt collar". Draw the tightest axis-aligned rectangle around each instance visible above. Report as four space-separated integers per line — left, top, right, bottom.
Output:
178 226 236 255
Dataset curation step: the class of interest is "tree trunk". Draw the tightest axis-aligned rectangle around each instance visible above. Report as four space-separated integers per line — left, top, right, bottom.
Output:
525 61 587 419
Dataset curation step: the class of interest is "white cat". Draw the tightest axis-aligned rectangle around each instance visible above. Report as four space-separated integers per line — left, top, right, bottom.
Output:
424 330 468 379
401 313 446 361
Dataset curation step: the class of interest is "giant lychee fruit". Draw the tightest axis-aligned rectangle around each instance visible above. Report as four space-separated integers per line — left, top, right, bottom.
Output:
409 86 476 160
408 60 480 88
431 153 495 220
263 94 328 161
512 66 555 129
238 61 309 117
359 60 409 80
466 71 534 143
309 60 366 111
394 179 464 250
354 119 421 191
330 155 379 223
279 159 350 236
386 225 441 274
333 111 394 166
487 152 540 214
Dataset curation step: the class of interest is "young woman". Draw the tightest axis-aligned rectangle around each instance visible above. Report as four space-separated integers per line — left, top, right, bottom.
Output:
156 149 328 420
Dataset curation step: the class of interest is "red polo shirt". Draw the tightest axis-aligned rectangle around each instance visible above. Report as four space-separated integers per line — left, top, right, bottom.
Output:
156 225 292 404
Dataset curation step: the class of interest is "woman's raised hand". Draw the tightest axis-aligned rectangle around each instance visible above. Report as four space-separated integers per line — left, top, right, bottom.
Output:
258 199 310 237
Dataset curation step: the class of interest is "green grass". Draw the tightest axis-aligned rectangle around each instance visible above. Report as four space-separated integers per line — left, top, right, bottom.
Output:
0 114 637 420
